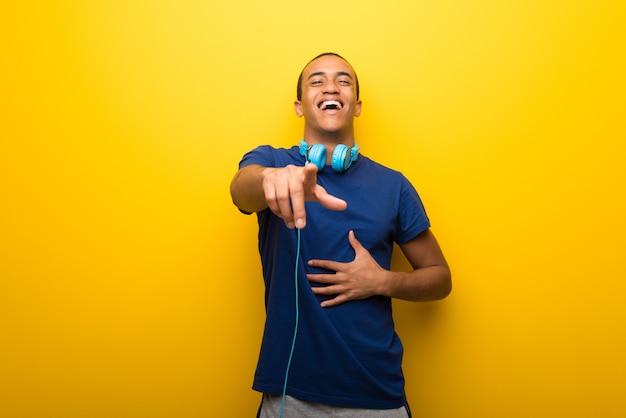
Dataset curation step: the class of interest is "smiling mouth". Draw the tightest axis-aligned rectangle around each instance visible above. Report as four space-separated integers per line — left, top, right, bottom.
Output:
318 100 343 111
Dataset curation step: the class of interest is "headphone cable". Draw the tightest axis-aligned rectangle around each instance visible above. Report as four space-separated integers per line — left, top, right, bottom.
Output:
279 227 301 418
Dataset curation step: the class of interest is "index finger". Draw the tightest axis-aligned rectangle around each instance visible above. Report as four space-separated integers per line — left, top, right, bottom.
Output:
301 162 319 191
292 164 318 229
307 259 343 272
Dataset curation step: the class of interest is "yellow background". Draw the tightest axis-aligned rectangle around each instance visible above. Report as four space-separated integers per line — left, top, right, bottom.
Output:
2 1 625 417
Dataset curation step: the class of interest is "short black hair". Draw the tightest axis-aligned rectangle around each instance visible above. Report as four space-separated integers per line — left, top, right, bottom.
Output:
296 52 360 101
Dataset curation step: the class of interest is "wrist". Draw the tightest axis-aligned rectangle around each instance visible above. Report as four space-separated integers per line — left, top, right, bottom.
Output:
377 269 396 298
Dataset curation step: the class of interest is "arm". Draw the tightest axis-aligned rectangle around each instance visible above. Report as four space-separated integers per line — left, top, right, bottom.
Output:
230 164 273 214
230 163 347 229
385 228 452 301
307 229 451 307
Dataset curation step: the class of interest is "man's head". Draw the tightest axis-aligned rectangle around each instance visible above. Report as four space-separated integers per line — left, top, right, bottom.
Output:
296 53 360 101
294 53 362 140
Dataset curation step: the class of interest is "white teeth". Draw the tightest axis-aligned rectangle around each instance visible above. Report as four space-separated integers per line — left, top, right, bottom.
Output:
320 100 342 110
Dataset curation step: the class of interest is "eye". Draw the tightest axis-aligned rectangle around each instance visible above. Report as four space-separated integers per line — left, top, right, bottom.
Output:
309 78 324 86
337 79 352 86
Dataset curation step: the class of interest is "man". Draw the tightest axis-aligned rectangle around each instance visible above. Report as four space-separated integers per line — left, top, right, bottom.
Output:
230 53 451 417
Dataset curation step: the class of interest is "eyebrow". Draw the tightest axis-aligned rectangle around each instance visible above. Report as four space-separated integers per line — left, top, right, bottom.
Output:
307 71 353 80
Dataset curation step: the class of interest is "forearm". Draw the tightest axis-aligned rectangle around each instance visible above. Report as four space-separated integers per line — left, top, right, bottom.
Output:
230 164 269 213
307 230 451 307
379 264 452 302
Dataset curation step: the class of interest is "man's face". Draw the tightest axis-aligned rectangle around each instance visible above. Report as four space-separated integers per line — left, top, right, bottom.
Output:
294 55 362 136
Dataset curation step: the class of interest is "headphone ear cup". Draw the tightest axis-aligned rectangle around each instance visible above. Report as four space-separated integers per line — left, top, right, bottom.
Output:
331 144 350 172
298 139 309 157
307 144 326 171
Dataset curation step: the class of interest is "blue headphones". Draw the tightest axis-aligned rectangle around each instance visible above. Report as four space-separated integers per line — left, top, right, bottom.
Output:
298 139 360 172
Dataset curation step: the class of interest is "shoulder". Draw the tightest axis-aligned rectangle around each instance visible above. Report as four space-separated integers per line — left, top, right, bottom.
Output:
353 155 424 207
239 145 301 169
354 155 411 184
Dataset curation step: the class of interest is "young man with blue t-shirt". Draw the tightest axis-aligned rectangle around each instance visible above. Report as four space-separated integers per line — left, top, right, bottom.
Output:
230 53 452 417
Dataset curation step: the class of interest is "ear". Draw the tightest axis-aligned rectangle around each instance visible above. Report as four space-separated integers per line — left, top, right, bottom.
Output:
294 100 304 117
354 100 362 117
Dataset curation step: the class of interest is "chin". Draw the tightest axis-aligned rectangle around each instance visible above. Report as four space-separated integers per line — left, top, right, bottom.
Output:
320 121 349 132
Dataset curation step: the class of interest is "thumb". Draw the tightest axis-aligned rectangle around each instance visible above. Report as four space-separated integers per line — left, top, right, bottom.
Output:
303 163 348 211
348 230 365 254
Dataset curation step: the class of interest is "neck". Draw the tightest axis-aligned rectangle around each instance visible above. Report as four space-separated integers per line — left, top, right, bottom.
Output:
301 131 358 166
302 126 356 148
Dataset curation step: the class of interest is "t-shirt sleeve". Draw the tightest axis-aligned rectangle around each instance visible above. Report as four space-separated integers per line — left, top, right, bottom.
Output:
395 176 431 244
238 145 277 169
235 146 279 215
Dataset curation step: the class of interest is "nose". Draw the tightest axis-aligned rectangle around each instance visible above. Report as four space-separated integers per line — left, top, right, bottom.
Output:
322 80 339 94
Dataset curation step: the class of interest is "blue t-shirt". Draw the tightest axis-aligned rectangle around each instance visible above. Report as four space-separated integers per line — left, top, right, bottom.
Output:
239 145 430 409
